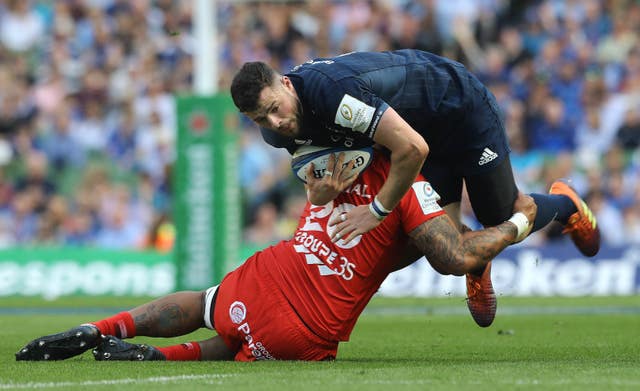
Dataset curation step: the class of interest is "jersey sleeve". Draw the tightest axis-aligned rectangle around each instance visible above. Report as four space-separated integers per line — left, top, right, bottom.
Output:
330 81 389 140
397 180 446 234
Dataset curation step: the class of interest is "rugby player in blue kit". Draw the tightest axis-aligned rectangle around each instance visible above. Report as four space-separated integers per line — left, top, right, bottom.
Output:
230 49 600 326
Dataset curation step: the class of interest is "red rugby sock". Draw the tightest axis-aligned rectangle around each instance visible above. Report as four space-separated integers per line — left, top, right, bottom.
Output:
90 312 136 338
157 342 202 361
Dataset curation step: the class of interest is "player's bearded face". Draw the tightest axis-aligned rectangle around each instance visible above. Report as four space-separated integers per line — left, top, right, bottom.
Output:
248 78 302 137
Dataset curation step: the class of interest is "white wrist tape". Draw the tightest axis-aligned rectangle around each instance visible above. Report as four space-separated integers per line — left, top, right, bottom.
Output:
369 196 391 221
373 196 392 214
508 212 531 242
368 203 386 221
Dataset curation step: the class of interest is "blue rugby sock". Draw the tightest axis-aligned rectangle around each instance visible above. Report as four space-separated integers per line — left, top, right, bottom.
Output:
529 193 578 232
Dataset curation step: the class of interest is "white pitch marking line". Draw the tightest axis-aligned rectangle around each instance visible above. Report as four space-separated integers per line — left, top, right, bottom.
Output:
0 374 233 389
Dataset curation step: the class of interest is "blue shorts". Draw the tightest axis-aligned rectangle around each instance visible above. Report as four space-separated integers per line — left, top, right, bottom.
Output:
420 74 514 212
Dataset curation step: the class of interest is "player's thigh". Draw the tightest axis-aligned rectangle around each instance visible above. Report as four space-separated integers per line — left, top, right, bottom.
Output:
464 155 518 227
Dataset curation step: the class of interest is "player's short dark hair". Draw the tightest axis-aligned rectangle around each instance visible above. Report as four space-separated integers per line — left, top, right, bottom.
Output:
230 62 277 112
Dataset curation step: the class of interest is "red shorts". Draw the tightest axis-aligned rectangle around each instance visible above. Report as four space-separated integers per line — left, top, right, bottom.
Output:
212 251 338 361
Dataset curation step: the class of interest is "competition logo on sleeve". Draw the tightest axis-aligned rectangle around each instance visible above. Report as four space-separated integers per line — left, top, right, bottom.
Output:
334 94 375 133
340 104 353 121
411 181 442 215
229 301 247 324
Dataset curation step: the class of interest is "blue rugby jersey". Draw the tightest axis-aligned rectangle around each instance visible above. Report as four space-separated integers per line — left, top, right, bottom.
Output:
260 49 487 156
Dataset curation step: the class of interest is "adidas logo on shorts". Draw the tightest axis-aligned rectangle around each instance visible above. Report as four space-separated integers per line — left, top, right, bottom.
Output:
478 147 498 166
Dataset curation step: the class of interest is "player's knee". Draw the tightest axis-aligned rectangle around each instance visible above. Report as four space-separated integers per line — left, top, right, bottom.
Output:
431 255 467 276
466 157 519 227
447 256 468 276
476 206 512 227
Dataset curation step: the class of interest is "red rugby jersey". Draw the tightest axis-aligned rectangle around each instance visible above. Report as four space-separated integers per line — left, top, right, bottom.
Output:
262 152 445 342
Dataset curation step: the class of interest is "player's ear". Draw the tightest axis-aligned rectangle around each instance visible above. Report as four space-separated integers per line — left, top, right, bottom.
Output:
281 76 293 91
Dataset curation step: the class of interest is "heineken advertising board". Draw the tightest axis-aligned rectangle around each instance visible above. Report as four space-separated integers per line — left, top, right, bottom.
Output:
174 95 240 290
379 243 640 297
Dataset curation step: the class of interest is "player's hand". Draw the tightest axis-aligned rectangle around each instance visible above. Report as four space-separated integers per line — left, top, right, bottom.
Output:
510 192 537 242
328 204 381 243
512 192 537 225
305 153 358 205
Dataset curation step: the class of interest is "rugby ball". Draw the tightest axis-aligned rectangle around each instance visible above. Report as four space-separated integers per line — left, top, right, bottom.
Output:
291 145 374 183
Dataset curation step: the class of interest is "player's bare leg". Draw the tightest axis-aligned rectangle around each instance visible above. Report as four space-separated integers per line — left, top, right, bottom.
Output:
92 291 225 361
16 291 206 361
127 291 206 337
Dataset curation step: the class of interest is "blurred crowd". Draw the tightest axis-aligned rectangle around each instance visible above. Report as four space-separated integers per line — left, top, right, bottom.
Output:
0 0 638 252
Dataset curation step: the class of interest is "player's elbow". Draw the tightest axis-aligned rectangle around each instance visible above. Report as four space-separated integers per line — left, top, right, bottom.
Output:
432 264 464 277
447 265 467 277
444 264 467 276
429 253 468 276
417 137 429 159
407 136 429 163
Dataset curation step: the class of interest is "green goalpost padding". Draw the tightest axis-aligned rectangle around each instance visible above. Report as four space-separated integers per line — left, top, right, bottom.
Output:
174 94 241 290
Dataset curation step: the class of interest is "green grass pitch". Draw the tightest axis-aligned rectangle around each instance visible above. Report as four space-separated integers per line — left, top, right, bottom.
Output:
1 296 639 390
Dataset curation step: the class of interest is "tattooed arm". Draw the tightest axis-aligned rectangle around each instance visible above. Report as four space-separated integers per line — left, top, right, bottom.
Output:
408 192 536 276
408 214 516 276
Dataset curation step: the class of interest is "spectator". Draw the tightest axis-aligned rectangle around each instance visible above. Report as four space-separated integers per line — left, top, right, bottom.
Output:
136 110 174 183
69 100 108 153
621 204 640 245
0 191 39 243
528 96 576 152
63 210 97 247
33 195 68 245
106 106 138 171
238 125 290 221
0 0 45 52
596 14 637 65
616 106 640 149
39 109 87 171
575 104 615 157
14 151 56 214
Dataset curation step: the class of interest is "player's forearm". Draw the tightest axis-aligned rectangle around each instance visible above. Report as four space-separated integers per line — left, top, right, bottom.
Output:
456 222 518 274
306 186 340 206
372 108 428 211
409 215 517 276
376 142 426 211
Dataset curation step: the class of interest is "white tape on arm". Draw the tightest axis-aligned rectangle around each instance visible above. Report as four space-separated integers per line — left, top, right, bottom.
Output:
508 212 531 242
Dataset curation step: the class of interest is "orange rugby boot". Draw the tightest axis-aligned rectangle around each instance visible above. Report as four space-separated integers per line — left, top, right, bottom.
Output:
549 180 600 257
465 261 496 328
